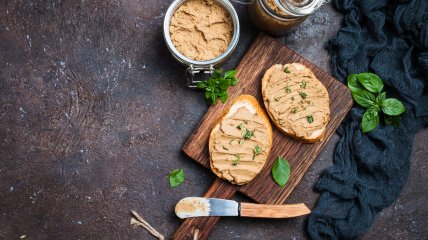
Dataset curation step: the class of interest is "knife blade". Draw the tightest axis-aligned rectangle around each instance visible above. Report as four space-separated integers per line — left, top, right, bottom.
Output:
175 197 311 219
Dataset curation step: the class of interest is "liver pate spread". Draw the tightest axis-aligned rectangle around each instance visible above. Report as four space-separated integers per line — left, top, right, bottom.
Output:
169 0 233 61
262 63 330 142
209 98 272 185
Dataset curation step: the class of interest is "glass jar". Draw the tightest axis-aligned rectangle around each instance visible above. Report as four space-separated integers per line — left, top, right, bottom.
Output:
248 0 324 36
163 0 240 88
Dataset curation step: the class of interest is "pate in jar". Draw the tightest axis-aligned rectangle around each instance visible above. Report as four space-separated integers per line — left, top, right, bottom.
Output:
249 0 325 36
164 0 240 88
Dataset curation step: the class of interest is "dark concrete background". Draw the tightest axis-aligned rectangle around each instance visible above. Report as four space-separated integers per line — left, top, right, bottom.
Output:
0 0 426 239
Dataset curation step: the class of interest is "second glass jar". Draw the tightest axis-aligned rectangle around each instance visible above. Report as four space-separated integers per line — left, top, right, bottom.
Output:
248 0 324 36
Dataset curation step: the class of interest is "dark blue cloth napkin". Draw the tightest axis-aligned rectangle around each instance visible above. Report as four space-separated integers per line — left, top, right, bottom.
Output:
307 0 428 239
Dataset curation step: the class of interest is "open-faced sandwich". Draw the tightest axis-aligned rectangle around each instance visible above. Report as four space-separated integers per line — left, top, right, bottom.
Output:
262 63 330 143
209 95 273 185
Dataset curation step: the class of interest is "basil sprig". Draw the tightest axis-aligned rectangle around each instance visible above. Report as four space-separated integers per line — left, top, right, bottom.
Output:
272 156 291 188
197 69 239 105
347 73 405 132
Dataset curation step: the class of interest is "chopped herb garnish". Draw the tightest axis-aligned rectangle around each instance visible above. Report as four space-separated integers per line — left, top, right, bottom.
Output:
239 139 245 145
291 96 295 101
291 107 298 113
232 154 241 166
300 80 307 89
284 86 291 93
237 122 244 130
299 92 307 99
243 129 254 139
253 145 262 160
284 67 290 73
307 115 314 123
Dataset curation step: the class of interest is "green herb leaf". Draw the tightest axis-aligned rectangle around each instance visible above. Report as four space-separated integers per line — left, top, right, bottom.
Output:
376 92 386 104
272 156 290 188
197 69 239 105
347 74 363 92
381 98 405 116
352 90 376 107
230 77 239 86
361 107 379 133
213 69 222 79
384 115 401 128
290 107 298 113
243 129 254 139
232 154 240 166
299 92 307 99
284 67 290 73
197 81 206 89
300 80 307 89
219 92 228 103
224 70 237 79
253 145 262 160
307 115 314 123
169 169 185 188
355 73 384 93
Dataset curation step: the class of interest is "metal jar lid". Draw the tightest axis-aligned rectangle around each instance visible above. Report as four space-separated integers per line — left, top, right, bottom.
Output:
163 0 240 88
273 0 324 16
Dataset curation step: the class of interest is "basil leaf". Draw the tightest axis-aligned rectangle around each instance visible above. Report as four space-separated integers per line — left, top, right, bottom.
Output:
219 78 231 90
211 93 217 105
219 92 228 103
169 169 185 188
197 81 206 89
224 70 237 79
355 73 384 93
381 98 405 116
352 90 376 107
230 77 239 86
361 107 379 133
376 92 386 104
384 115 401 128
213 69 222 79
272 156 291 188
347 74 363 92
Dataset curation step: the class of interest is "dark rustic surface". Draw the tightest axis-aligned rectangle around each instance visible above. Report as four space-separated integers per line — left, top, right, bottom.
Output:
0 1 426 239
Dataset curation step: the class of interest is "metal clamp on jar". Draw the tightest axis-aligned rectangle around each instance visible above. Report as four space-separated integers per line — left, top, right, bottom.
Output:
163 0 240 88
249 0 325 36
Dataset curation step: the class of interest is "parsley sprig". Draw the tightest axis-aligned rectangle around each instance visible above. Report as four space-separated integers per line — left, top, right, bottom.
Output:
197 69 239 105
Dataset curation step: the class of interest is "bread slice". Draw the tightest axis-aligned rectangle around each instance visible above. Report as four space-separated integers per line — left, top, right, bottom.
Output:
262 63 330 143
209 95 273 185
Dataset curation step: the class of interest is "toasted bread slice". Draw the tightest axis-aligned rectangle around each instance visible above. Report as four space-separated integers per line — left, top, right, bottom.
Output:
262 63 330 143
209 95 273 185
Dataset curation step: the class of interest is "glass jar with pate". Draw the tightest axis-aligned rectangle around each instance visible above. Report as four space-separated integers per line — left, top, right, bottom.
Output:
163 0 240 88
248 0 325 36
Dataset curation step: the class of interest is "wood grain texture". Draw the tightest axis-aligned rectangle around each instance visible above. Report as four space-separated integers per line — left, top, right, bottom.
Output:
240 203 311 218
175 33 353 239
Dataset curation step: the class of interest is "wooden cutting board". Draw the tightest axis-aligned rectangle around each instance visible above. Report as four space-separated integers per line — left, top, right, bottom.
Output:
173 33 353 239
